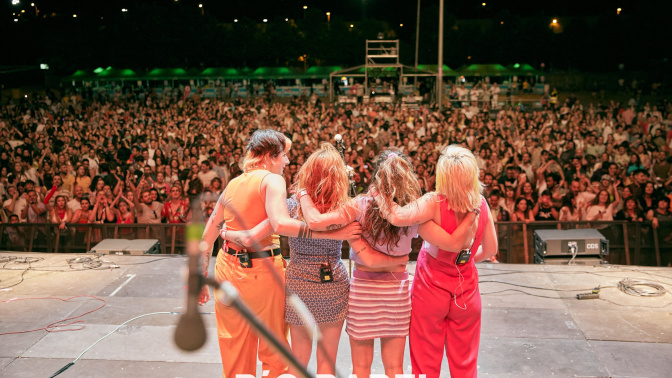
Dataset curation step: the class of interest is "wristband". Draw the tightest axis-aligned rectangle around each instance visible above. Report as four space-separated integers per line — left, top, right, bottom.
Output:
297 189 308 201
219 228 227 241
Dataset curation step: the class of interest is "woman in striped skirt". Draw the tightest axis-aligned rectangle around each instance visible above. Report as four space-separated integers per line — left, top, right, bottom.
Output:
300 148 478 377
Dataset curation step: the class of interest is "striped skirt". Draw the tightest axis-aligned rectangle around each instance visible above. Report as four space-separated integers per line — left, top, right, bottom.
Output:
346 269 411 340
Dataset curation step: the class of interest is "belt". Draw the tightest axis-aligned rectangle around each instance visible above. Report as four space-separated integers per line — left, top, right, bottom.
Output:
226 247 282 259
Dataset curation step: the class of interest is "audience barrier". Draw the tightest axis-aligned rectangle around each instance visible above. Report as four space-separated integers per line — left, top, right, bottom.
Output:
1 221 669 267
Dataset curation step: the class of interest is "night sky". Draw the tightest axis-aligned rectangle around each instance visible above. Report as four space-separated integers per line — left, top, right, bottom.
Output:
2 0 671 73
4 0 664 23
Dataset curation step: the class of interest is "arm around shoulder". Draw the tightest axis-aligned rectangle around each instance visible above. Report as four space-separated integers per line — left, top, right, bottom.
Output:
385 193 437 227
473 204 498 262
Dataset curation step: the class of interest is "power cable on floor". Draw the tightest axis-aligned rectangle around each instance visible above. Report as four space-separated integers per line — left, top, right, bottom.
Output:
0 296 107 335
48 311 213 378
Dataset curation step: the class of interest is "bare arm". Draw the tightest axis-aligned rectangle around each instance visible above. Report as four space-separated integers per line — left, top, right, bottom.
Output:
417 213 477 252
472 203 498 262
225 219 274 248
264 174 360 239
299 195 358 231
549 207 559 220
200 190 228 275
348 237 409 268
384 193 438 227
104 205 115 222
88 203 99 222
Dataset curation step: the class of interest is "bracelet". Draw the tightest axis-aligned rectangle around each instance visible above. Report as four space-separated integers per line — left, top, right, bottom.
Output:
297 189 308 201
472 207 481 215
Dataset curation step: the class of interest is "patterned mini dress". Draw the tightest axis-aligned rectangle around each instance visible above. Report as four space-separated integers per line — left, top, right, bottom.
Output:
284 196 350 325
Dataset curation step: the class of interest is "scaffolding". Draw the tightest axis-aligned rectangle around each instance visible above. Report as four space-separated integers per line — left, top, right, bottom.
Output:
329 40 435 102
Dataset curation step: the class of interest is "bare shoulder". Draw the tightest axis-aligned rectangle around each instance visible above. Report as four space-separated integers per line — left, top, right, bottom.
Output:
262 173 286 187
420 192 440 209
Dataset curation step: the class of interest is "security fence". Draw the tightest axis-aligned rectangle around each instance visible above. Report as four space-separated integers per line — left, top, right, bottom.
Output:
1 221 670 267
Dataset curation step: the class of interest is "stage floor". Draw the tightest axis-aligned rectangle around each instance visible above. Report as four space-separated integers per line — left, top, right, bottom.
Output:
1 252 671 378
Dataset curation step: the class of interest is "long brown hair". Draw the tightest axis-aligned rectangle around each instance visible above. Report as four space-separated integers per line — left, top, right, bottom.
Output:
363 148 422 250
293 143 351 219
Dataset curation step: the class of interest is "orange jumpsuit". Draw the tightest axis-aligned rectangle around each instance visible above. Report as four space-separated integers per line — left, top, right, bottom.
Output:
216 169 289 377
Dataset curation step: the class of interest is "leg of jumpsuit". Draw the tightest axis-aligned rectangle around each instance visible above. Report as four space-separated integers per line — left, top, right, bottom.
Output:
255 255 290 378
410 251 451 378
444 265 481 378
215 252 289 378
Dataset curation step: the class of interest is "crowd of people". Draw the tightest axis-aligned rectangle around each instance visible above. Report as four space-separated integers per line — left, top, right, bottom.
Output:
0 85 671 252
1 83 671 376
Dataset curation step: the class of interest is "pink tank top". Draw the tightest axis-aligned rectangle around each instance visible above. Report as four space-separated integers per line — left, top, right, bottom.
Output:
422 195 489 265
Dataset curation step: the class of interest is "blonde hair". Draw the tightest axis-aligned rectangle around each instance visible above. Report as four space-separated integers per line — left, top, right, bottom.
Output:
435 145 483 213
364 148 422 250
293 143 350 218
242 129 290 172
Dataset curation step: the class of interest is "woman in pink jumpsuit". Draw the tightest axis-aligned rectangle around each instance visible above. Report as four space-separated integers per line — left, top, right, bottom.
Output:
384 145 498 378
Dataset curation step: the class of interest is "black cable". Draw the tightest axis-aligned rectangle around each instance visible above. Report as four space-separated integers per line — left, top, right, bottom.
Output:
0 256 43 290
0 267 29 290
598 297 672 309
480 289 576 299
478 280 616 292
477 266 672 286
481 288 672 307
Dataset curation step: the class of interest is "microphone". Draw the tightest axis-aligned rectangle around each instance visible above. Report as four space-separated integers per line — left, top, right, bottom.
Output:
334 134 342 143
174 223 207 351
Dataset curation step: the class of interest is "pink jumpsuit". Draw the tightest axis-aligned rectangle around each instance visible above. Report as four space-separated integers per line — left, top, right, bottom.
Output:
410 197 488 378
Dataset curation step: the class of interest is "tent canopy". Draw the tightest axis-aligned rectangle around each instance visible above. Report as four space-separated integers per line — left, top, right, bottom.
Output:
252 67 301 79
65 70 95 80
506 63 542 76
459 64 509 76
200 67 242 78
417 64 454 75
146 68 188 79
96 68 137 79
301 66 343 78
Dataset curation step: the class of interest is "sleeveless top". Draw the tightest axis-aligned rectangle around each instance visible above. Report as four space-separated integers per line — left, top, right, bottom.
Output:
423 195 489 263
351 195 419 266
56 208 67 220
222 169 280 248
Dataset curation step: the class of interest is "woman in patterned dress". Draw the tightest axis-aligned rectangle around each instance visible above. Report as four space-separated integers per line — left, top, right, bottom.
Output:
283 143 356 375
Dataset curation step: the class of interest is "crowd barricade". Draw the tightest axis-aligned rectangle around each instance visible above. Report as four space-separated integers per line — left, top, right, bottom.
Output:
485 220 669 266
3 221 669 267
0 223 187 255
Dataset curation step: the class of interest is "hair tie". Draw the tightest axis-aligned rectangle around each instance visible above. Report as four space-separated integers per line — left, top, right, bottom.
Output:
387 152 398 160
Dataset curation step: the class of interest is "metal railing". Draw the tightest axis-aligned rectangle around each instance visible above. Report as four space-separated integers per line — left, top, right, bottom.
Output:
2 221 670 267
483 220 669 266
0 223 187 255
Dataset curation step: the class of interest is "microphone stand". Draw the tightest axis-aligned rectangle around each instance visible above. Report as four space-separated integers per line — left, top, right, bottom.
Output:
335 137 357 197
204 277 312 378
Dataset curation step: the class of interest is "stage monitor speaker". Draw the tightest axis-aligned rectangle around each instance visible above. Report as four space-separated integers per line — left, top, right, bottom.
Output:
534 229 609 264
90 239 161 255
